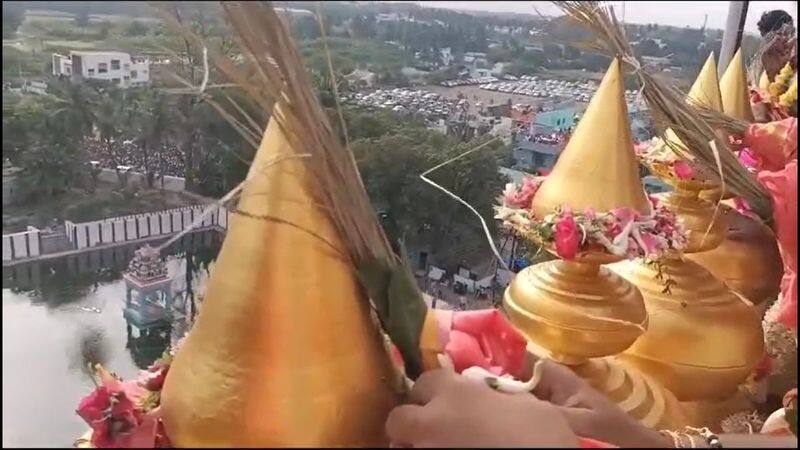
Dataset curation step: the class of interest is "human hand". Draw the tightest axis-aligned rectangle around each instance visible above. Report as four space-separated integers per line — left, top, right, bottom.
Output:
385 368 579 448
531 360 670 448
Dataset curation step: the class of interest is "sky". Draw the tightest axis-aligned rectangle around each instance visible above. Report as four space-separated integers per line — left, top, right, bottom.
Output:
412 1 798 34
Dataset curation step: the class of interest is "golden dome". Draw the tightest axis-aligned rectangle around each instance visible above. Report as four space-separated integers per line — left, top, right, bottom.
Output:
719 48 755 121
505 260 647 364
686 205 783 306
609 256 764 401
160 113 399 446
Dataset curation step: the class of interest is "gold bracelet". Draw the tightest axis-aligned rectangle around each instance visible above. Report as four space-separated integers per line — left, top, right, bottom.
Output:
659 430 700 448
659 430 681 448
684 426 722 448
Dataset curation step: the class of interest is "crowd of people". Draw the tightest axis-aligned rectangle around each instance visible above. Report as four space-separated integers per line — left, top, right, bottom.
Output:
85 138 185 178
527 132 567 145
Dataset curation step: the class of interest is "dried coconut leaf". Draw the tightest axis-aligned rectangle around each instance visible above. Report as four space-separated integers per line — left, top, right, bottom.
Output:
552 1 772 220
157 0 430 379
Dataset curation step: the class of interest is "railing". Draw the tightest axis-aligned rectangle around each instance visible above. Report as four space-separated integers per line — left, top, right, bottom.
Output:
2 226 41 262
4 205 230 262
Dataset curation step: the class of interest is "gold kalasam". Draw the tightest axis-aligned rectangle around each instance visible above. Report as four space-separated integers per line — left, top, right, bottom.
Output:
686 205 783 306
159 115 399 447
609 256 764 401
654 185 727 254
505 258 647 364
504 59 691 428
719 49 755 122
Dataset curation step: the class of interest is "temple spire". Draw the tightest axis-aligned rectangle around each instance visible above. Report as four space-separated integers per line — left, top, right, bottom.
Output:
719 48 755 121
531 58 650 217
687 52 723 111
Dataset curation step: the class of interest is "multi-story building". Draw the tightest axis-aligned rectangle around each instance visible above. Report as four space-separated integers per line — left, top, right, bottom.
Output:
52 51 150 88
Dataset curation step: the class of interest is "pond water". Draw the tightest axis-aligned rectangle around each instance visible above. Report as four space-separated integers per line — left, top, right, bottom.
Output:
2 231 223 448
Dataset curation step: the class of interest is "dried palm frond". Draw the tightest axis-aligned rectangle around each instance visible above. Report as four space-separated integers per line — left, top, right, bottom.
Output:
695 104 750 136
553 1 772 220
154 1 428 379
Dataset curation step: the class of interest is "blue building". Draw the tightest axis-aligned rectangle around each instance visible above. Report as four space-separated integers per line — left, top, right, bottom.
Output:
512 139 562 172
534 100 585 132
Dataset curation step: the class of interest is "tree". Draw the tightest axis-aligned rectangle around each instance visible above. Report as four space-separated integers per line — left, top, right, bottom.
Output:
48 80 98 145
2 2 25 39
74 2 91 27
125 20 149 36
636 38 662 57
13 98 88 199
349 110 507 260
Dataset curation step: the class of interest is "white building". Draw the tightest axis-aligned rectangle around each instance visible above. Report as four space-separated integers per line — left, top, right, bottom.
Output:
440 47 453 66
52 51 150 88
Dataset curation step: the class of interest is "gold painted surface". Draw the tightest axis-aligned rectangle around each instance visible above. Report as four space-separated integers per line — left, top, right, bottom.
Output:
531 58 650 218
525 342 690 430
159 115 399 446
680 391 755 432
609 257 764 401
687 52 723 111
686 205 782 305
759 71 770 91
656 186 727 254
657 53 724 159
504 260 647 364
719 49 755 122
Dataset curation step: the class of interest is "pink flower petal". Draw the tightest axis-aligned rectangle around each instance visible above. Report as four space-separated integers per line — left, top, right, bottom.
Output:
673 161 694 180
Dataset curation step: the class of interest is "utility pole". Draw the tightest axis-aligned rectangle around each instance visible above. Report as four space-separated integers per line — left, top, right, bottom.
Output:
719 1 749 75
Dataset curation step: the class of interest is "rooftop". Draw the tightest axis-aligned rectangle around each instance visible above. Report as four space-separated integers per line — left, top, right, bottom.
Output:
515 140 562 155
69 50 131 57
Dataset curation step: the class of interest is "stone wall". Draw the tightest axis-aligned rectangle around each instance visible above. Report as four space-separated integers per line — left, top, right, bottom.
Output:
2 227 41 262
4 205 230 263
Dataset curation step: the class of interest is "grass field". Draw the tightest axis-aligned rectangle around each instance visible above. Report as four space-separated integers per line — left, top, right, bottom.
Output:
300 37 415 74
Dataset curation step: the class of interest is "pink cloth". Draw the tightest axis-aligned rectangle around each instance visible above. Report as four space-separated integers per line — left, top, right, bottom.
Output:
436 309 528 379
758 160 798 329
744 118 798 330
579 438 617 448
743 118 798 171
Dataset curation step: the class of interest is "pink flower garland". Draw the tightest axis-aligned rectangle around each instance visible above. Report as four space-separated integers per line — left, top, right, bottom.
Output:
495 177 685 260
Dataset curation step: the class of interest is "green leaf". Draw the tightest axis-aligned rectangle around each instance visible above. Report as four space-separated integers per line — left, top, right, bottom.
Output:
357 246 427 380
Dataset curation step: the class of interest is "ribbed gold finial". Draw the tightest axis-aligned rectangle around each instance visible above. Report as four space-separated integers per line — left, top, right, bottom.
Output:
531 58 650 217
687 52 723 111
720 49 755 121
160 112 399 446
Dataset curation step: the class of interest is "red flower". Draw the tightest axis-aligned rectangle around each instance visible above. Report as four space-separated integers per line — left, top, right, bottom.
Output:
502 177 542 209
555 215 581 260
77 385 142 448
138 359 171 392
754 355 773 381
138 366 169 392
673 161 694 180
442 309 528 379
76 365 158 448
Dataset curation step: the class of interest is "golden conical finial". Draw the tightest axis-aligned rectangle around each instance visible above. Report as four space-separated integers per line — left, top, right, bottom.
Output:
531 58 650 217
759 70 770 91
720 49 755 121
687 52 723 111
160 112 399 446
